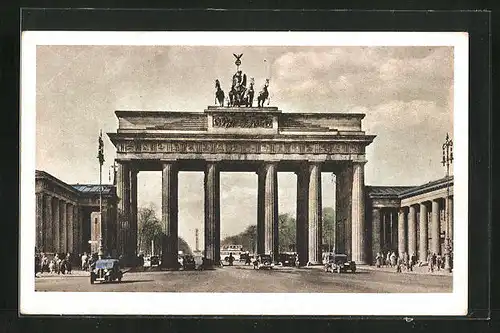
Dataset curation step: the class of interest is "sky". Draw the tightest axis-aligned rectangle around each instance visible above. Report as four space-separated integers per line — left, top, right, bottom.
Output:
35 44 454 249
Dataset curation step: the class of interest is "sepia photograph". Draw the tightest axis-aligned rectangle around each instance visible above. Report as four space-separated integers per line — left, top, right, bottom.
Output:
20 31 468 316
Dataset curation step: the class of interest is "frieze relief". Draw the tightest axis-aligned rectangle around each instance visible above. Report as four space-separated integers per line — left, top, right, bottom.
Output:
117 140 364 155
212 114 273 128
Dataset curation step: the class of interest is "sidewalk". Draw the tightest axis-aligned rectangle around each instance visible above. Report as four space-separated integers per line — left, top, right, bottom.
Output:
358 264 452 276
301 263 452 276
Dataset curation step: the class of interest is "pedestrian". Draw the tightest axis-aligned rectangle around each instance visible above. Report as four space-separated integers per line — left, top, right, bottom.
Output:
35 253 40 277
386 251 392 267
81 252 88 271
396 256 402 273
65 253 72 274
55 253 61 274
436 254 442 271
390 252 397 267
410 253 417 271
375 252 382 268
41 253 49 273
402 252 409 271
427 252 432 272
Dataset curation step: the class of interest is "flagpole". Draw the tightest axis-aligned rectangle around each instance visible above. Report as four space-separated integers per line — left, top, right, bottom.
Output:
98 130 104 257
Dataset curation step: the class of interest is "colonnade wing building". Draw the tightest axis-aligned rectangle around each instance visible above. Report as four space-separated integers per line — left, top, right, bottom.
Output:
35 106 454 267
35 170 117 256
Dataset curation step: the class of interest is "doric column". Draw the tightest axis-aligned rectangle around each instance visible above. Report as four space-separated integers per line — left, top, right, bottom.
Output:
351 162 366 264
308 163 322 265
204 162 220 267
36 193 44 252
44 195 53 252
257 162 279 262
67 204 74 254
295 165 309 266
129 168 138 257
72 205 79 255
407 205 417 257
116 161 130 256
53 198 60 253
335 165 352 255
447 196 453 242
60 200 67 253
398 207 406 256
391 209 398 251
431 200 440 254
419 203 428 261
161 161 179 269
371 207 381 264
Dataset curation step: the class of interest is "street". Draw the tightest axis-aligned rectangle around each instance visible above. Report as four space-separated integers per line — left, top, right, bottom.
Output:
35 263 452 293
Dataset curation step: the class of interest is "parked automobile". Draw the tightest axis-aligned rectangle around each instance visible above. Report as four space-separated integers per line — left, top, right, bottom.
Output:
323 253 356 273
150 256 160 267
143 257 152 268
279 252 297 267
90 259 124 284
182 255 196 270
253 254 274 270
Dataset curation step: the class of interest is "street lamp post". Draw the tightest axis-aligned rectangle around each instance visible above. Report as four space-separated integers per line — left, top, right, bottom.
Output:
97 130 105 258
442 133 453 272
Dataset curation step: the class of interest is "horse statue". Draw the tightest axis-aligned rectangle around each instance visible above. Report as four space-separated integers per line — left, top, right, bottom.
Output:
215 79 225 107
257 79 270 107
244 80 255 107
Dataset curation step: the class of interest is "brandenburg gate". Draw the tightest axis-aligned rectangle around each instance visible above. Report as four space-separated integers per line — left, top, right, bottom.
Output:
107 56 375 268
108 106 375 268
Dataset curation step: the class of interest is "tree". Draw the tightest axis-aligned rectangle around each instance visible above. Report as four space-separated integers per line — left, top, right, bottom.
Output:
278 213 296 252
137 204 192 256
322 207 336 252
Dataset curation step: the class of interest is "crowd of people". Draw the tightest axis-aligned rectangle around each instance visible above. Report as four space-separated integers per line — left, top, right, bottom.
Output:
374 250 450 273
35 252 73 276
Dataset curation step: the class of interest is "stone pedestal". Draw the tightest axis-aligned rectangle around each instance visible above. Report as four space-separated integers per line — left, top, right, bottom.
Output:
407 205 417 257
431 200 440 255
398 208 406 256
204 162 220 268
419 203 428 261
351 162 366 264
161 162 179 269
258 162 279 262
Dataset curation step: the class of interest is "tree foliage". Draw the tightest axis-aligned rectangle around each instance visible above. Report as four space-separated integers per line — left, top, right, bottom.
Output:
221 208 337 253
137 204 192 256
222 224 257 252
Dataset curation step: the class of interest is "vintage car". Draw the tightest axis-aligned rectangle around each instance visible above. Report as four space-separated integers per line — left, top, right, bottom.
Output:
279 252 297 267
253 254 274 270
323 253 356 273
181 255 196 270
90 259 124 284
